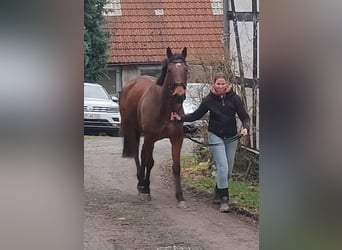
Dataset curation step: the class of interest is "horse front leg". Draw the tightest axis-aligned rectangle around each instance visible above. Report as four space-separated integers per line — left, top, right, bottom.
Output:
170 137 186 208
139 137 154 201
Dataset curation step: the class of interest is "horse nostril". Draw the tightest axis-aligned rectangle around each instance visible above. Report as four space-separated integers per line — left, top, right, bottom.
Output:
172 86 186 95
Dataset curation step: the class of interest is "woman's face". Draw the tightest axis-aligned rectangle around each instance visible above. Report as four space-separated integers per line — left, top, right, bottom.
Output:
213 77 229 94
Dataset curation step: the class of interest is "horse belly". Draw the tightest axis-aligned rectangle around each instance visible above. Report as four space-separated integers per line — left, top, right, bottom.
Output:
141 119 183 140
119 77 155 124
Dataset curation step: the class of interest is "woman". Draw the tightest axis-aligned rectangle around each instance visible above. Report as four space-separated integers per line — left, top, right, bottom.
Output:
172 72 250 212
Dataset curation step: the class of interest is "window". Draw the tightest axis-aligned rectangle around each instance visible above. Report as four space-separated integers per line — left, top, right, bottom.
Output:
103 0 122 16
210 0 223 15
98 67 121 94
154 9 164 16
138 66 162 78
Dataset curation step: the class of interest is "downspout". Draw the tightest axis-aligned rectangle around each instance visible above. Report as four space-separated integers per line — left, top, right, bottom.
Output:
223 0 230 64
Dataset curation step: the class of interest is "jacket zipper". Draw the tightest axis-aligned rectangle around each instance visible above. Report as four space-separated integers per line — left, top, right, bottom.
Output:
221 95 225 106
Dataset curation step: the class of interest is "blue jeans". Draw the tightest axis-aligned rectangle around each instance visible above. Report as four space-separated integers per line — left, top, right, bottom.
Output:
208 132 238 189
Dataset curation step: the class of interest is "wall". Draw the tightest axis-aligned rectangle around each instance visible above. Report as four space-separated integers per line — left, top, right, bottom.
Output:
228 0 259 80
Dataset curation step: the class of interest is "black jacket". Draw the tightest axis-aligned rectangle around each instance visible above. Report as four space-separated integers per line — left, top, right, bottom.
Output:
181 89 250 139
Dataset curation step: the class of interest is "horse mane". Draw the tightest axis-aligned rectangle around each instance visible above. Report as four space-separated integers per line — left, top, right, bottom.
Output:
156 53 186 86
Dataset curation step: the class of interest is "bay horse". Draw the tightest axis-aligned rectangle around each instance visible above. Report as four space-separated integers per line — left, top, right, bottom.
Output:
119 47 188 208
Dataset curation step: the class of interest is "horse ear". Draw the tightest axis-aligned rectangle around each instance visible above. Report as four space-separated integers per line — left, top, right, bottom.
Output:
181 47 187 58
166 47 173 58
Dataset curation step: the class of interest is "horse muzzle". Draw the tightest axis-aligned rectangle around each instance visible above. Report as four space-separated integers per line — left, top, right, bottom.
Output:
171 84 186 103
173 94 186 104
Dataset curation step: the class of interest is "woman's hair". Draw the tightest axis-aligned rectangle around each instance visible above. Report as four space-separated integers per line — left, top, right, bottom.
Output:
213 72 228 83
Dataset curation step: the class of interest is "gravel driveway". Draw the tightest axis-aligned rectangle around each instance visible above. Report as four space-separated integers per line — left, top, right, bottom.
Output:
84 136 259 249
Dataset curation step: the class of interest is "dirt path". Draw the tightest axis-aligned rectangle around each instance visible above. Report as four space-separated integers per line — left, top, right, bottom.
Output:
84 137 259 250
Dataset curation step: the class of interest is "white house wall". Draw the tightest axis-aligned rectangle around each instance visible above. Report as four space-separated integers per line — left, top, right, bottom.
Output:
228 0 259 80
229 21 254 79
122 65 139 85
227 0 259 149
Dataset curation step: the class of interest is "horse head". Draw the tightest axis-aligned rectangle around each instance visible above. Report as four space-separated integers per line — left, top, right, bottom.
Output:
157 47 188 104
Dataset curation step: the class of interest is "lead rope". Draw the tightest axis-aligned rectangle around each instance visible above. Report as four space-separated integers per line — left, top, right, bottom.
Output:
184 133 242 147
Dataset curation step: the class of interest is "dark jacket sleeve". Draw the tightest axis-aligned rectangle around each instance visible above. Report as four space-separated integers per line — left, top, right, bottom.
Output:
181 100 209 122
234 95 250 131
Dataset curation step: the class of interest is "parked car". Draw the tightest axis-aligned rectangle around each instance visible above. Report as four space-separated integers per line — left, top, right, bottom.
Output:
182 82 210 134
110 94 119 104
84 83 121 136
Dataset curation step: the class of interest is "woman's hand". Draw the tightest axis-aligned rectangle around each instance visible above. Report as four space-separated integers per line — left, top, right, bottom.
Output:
240 128 248 136
170 112 181 121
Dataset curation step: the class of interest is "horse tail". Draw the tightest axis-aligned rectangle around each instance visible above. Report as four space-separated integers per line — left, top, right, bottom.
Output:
121 125 140 158
122 136 132 158
119 78 143 158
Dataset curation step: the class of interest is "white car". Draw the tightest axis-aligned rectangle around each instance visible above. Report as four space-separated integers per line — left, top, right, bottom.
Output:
182 83 210 134
84 83 121 136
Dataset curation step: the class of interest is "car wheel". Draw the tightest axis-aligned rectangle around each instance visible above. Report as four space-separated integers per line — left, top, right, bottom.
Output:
107 129 119 137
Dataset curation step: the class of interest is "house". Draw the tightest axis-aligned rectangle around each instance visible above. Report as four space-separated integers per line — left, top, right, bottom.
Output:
99 0 259 150
98 0 225 94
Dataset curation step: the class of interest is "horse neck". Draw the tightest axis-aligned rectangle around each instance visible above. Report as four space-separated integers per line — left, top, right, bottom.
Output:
159 73 174 116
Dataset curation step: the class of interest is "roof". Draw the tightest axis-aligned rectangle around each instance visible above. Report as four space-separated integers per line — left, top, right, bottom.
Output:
104 0 224 64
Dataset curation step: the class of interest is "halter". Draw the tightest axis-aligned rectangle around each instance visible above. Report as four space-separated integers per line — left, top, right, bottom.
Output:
168 81 187 91
167 61 187 92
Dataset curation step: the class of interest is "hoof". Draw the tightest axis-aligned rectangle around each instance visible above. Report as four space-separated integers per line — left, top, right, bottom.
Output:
177 201 187 209
137 185 144 193
138 192 151 201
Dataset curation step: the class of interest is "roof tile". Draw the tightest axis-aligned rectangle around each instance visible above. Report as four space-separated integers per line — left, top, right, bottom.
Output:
106 0 224 64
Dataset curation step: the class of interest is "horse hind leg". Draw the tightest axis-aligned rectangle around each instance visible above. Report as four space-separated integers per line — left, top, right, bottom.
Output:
121 125 146 197
135 148 143 191
134 129 145 193
126 128 145 193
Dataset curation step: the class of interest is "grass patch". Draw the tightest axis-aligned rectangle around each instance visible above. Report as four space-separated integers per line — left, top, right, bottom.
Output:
229 180 259 213
181 155 259 214
184 175 216 193
181 155 215 193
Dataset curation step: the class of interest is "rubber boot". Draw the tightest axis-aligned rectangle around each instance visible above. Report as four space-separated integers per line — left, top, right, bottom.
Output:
218 188 230 213
212 185 221 204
